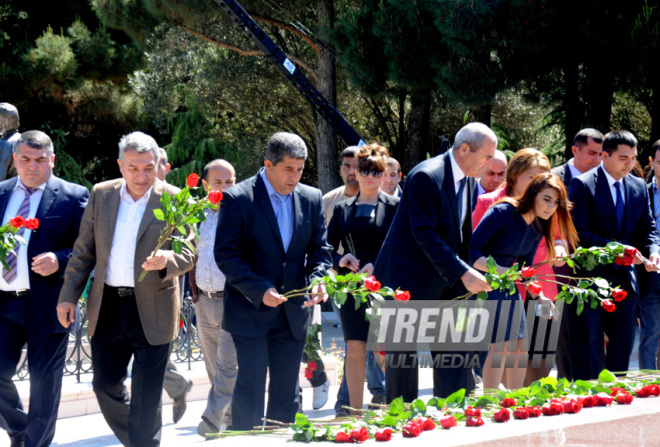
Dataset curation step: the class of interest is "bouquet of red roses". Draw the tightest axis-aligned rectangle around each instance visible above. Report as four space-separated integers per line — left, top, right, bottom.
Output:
0 216 40 271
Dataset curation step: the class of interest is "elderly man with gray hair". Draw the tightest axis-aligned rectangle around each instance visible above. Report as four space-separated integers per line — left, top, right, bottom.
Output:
214 132 332 430
57 131 196 446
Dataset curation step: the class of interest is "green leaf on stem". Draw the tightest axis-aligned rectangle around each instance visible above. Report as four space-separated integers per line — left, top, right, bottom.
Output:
598 369 617 383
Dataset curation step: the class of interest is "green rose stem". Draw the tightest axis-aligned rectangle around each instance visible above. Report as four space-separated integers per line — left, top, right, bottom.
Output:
281 279 366 299
138 225 175 282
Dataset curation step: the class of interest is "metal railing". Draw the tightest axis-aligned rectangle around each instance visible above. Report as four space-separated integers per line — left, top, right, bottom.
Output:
13 292 203 382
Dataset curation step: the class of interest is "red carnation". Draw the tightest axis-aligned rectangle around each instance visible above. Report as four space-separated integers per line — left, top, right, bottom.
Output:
364 276 381 292
208 190 223 205
493 408 510 422
602 300 616 313
374 428 392 442
23 218 39 230
612 289 627 302
521 266 536 278
528 281 543 296
186 173 200 188
9 216 24 228
395 290 411 301
350 427 369 442
439 415 457 429
335 431 352 443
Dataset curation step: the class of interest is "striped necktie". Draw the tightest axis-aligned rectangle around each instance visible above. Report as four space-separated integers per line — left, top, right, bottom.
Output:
3 186 37 284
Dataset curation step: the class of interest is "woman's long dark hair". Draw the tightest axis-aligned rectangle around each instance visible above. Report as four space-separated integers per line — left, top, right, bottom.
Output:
499 172 578 261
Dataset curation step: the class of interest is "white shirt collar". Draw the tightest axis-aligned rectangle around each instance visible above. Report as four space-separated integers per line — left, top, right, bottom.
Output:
14 176 48 192
448 150 466 186
601 165 622 188
119 181 153 204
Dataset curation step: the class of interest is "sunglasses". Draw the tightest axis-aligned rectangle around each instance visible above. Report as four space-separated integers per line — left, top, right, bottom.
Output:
358 169 383 178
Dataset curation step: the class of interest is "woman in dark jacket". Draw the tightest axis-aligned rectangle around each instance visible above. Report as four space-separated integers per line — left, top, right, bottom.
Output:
327 143 399 414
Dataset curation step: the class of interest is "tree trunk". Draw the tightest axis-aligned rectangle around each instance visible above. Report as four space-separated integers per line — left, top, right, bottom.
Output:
408 92 431 170
583 62 614 136
315 0 340 193
564 59 581 160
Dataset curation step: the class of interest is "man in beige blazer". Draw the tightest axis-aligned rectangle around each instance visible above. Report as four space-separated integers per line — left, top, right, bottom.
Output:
56 132 196 447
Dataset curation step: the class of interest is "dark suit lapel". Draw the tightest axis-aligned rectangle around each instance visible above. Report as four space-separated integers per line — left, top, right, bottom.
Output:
35 176 59 222
254 174 284 252
443 153 460 227
0 178 17 218
136 180 161 243
290 187 304 253
649 183 655 216
595 167 619 233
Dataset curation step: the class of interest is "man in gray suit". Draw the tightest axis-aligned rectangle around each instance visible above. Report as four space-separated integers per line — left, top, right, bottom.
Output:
57 132 196 447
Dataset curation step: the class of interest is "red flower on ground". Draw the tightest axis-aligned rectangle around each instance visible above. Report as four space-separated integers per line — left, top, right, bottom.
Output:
394 290 411 301
512 408 529 420
350 427 369 442
602 300 616 313
612 289 627 302
304 368 313 379
609 386 627 396
374 428 392 442
493 408 510 422
563 399 582 413
23 218 39 230
440 415 457 429
307 361 317 371
335 431 352 443
521 266 536 278
616 392 633 404
526 406 542 417
465 406 482 418
9 216 24 228
466 417 484 427
528 281 543 295
596 393 613 406
186 173 200 188
635 387 650 398
501 398 516 408
578 396 597 408
208 190 223 205
364 276 381 292
420 417 436 431
402 421 422 437
648 385 660 396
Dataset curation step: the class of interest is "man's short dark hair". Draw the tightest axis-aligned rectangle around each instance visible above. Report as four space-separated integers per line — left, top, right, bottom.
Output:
385 157 401 173
265 132 308 165
342 146 360 161
651 139 660 158
17 130 54 156
602 130 638 155
573 128 604 148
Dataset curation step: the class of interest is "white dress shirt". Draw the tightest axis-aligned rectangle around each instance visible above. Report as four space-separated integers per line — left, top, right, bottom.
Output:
0 177 47 291
448 150 468 230
195 209 226 292
601 166 625 207
105 182 152 288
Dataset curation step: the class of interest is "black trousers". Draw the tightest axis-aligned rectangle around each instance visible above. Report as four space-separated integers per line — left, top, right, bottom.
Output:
91 286 170 447
0 292 68 447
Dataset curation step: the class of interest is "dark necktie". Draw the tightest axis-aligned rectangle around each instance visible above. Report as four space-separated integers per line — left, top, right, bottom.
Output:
3 186 37 283
457 177 467 226
614 181 624 231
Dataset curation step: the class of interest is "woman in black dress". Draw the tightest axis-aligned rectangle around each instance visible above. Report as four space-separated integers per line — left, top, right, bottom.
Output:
327 143 399 413
470 173 578 390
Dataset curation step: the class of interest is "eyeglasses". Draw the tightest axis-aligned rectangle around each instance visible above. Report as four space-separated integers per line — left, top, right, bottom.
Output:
358 169 383 178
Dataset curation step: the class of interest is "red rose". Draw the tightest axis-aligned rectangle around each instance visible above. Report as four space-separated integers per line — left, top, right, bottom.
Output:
465 406 482 418
179 318 184 329
394 290 411 301
208 190 223 205
439 415 457 429
335 431 352 443
402 422 422 437
186 173 200 188
649 384 660 396
541 404 561 416
9 216 24 228
563 400 582 413
513 408 529 420
307 361 317 371
364 276 381 292
526 406 542 417
23 218 39 230
616 393 633 404
578 396 596 408
501 398 516 408
528 281 543 296
350 426 369 442
493 408 510 422
609 386 626 396
596 393 613 406
612 289 627 302
374 428 392 442
624 247 638 257
615 253 634 266
635 387 650 398
466 417 484 427
602 300 616 313
521 266 536 278
420 417 436 431
304 368 313 379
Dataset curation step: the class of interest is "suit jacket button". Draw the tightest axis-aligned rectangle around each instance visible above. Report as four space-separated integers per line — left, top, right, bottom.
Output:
283 262 287 267
280 285 285 291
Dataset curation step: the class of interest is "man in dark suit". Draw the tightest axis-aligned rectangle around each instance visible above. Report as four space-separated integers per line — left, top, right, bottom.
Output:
551 128 603 380
568 130 660 380
57 132 196 446
374 122 497 401
214 132 332 430
0 130 88 447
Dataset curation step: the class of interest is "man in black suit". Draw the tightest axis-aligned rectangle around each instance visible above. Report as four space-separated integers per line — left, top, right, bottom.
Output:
214 132 332 430
0 131 88 447
551 128 603 380
374 122 497 401
568 130 660 380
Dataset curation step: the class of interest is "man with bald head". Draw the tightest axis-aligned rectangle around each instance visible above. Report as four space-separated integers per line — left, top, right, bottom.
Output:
189 159 238 437
476 150 507 196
